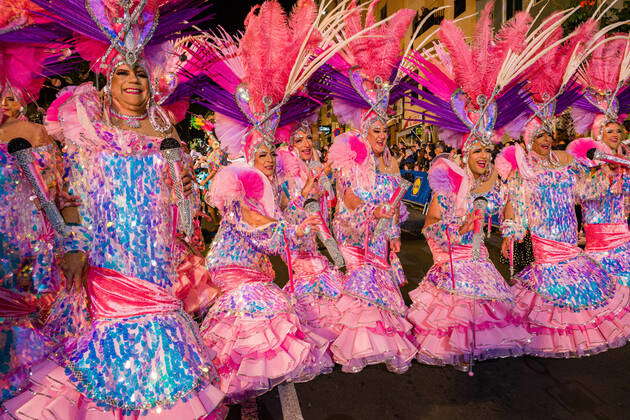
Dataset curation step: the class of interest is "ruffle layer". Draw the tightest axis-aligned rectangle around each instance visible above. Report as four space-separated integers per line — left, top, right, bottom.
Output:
201 311 332 404
330 295 416 374
407 281 529 368
1 360 226 420
513 281 630 358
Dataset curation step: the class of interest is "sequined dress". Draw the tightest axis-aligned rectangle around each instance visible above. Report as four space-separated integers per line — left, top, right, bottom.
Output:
0 143 58 403
578 169 630 286
407 184 529 368
330 170 416 374
2 84 226 419
278 168 343 342
201 173 332 403
507 159 630 357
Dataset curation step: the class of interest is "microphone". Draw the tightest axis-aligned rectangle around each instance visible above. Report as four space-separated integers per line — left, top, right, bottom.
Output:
471 197 488 260
586 148 630 168
304 198 345 269
160 137 193 239
373 177 412 238
8 138 67 235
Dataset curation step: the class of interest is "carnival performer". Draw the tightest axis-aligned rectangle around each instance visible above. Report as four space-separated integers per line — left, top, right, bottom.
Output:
188 0 363 402
400 3 537 370
567 36 629 286
2 0 228 418
0 7 71 402
309 0 418 374
275 120 344 342
496 18 630 357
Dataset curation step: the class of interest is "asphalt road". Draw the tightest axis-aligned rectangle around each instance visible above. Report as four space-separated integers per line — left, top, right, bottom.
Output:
223 206 630 420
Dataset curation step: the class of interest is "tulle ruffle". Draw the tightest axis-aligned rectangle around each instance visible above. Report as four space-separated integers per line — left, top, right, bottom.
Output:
407 281 529 368
1 360 227 420
330 295 416 374
285 269 343 341
201 311 332 404
513 281 630 358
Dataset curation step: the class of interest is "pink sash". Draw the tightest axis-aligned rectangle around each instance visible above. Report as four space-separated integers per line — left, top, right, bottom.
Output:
175 254 218 313
211 265 274 293
584 223 630 252
0 287 36 318
430 242 489 265
531 234 581 264
87 266 181 320
292 253 328 277
341 245 390 271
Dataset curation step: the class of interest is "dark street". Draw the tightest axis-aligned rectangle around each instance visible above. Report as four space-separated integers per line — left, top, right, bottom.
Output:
227 206 630 420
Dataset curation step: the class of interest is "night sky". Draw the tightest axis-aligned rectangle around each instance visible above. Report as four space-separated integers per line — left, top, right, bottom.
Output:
213 0 299 33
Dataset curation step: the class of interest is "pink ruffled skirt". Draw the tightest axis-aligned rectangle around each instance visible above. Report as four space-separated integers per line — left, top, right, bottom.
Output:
201 281 332 403
1 360 227 420
513 281 630 357
407 281 529 368
330 294 416 374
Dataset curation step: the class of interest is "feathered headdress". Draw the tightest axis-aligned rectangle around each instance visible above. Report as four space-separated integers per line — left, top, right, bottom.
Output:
26 0 212 126
571 33 630 139
0 1 71 104
187 0 387 163
403 2 600 153
308 0 416 130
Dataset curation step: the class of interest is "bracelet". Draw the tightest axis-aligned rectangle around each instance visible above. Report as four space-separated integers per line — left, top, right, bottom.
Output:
61 223 92 253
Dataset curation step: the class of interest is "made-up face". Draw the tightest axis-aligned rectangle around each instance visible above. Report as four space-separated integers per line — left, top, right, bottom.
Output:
0 91 23 121
467 142 493 177
253 143 276 179
292 128 314 161
600 122 624 152
531 132 553 158
366 119 388 155
110 63 150 113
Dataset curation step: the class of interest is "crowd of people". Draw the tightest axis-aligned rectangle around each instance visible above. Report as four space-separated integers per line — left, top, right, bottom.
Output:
0 0 628 419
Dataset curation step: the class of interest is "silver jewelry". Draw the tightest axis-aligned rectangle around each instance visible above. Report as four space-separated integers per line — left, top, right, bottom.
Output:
148 104 172 133
110 108 147 128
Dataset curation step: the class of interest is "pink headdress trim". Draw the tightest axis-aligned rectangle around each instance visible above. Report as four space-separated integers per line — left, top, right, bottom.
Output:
208 162 276 218
327 130 374 190
427 157 469 217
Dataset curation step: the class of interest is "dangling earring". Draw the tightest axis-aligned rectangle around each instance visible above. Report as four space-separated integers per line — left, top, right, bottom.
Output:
148 101 171 134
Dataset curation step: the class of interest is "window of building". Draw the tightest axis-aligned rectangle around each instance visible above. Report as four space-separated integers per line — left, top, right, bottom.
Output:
380 5 387 20
454 0 466 17
506 0 523 20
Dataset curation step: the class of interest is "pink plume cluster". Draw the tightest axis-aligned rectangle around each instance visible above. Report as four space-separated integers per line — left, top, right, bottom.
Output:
526 15 597 102
439 2 531 105
566 137 601 166
0 43 47 101
343 0 415 85
208 163 275 217
494 145 518 179
276 146 305 179
0 0 43 29
582 35 628 93
240 0 321 114
427 157 465 196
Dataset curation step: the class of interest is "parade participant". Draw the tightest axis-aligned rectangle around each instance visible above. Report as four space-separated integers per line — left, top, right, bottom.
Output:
311 0 418 374
401 3 535 370
0 7 68 402
275 120 344 342
568 36 629 286
492 13 630 358
189 0 361 402
2 0 227 418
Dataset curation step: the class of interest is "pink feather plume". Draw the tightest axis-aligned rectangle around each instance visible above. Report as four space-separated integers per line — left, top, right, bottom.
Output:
427 157 465 196
582 34 628 93
495 145 518 179
342 0 415 86
240 0 321 114
566 137 601 166
208 163 276 217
